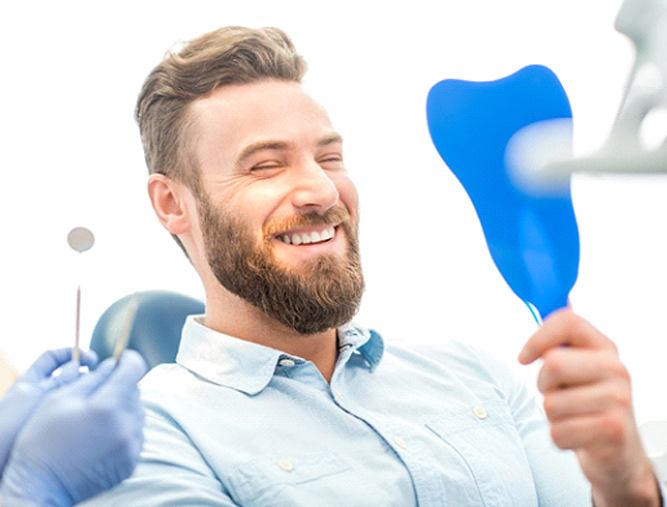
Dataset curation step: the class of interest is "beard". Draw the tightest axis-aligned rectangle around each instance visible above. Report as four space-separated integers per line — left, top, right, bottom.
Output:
197 193 364 335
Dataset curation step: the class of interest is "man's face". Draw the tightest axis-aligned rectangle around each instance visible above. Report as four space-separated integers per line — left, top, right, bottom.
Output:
188 79 363 334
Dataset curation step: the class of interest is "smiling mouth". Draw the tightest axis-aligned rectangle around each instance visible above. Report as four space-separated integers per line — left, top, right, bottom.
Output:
275 225 337 246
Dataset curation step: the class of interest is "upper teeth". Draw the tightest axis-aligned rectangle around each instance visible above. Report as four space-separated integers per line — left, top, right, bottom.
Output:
280 227 335 245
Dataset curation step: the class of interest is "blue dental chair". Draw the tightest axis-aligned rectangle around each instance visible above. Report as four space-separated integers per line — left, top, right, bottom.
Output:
90 291 204 369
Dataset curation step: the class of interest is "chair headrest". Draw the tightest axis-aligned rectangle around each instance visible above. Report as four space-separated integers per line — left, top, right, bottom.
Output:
90 290 205 369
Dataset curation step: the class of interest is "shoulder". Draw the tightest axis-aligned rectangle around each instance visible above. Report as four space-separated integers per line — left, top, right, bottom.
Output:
380 335 525 400
384 337 504 378
140 362 192 390
139 363 197 401
138 363 234 419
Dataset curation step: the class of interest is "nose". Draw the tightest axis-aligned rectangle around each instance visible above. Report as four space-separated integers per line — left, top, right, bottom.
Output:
289 160 340 212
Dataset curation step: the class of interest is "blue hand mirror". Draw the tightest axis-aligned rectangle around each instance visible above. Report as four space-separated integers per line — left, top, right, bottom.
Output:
426 65 579 320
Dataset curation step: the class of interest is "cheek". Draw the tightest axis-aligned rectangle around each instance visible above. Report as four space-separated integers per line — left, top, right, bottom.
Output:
335 175 359 217
230 186 288 236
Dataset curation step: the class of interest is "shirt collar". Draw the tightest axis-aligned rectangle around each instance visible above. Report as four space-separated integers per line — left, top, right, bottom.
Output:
176 316 385 395
337 322 384 371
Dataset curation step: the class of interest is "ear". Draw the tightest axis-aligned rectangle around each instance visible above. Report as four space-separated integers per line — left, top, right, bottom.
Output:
147 174 194 236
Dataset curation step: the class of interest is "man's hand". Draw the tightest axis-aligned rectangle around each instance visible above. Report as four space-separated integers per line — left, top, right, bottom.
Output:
519 308 661 507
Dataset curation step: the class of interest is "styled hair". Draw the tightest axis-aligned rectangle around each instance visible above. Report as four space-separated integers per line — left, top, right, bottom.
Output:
135 26 307 253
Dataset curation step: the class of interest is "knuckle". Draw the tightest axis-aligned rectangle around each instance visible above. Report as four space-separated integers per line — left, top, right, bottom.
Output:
610 361 631 382
600 414 626 445
543 396 559 420
550 424 568 449
611 387 632 410
536 372 548 394
570 317 590 340
556 308 576 326
543 352 565 377
606 339 619 354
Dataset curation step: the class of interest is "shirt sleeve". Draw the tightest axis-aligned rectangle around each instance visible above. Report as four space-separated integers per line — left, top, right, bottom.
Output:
467 344 593 507
80 405 240 506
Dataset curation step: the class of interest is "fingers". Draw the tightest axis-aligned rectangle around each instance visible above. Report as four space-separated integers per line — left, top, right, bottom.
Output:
39 361 83 392
79 350 99 369
23 348 72 382
549 412 628 450
66 358 118 396
543 381 632 420
53 351 146 401
519 308 613 365
92 350 148 404
518 310 654 499
536 348 629 392
23 348 98 383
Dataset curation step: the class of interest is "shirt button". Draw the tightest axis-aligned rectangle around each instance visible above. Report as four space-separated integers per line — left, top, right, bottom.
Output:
393 436 408 449
279 358 296 368
277 458 294 472
473 405 488 419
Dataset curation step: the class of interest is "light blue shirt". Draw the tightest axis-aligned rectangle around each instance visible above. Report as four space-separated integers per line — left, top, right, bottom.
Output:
85 316 593 506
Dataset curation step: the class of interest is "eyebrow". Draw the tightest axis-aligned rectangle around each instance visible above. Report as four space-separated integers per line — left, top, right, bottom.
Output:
317 133 344 147
235 133 343 166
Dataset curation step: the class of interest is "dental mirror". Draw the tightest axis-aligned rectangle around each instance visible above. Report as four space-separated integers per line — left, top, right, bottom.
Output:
67 227 95 253
67 226 95 363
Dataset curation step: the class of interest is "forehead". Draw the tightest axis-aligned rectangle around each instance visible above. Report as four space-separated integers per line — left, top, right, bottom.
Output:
189 80 337 164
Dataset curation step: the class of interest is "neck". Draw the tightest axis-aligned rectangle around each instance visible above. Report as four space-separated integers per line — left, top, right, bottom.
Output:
203 290 339 382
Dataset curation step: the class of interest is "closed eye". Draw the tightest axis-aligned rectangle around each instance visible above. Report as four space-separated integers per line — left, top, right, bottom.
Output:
319 154 344 168
251 162 283 171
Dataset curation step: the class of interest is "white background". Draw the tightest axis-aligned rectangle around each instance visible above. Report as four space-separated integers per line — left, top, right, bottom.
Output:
1 0 666 425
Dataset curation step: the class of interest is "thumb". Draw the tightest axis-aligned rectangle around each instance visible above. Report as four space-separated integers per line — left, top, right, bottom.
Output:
37 361 82 392
23 348 98 383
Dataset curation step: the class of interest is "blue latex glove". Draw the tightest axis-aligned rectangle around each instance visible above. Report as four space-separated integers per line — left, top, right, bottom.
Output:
0 350 147 507
0 348 98 475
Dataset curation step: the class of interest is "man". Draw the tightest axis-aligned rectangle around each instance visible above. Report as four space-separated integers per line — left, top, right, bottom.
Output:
85 26 665 506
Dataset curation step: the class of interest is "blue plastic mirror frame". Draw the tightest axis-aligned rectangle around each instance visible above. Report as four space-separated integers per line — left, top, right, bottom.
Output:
426 65 580 319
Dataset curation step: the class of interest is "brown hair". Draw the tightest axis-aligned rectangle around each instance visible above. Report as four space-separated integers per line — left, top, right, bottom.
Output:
136 26 307 253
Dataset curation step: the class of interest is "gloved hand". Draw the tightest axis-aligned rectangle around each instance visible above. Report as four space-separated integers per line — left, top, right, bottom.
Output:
0 350 148 507
0 348 98 475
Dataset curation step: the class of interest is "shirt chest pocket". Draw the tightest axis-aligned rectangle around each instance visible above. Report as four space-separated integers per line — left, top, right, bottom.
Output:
226 452 353 507
424 398 538 507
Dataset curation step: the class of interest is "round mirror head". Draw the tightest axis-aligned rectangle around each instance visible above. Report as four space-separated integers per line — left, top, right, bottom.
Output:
67 227 95 253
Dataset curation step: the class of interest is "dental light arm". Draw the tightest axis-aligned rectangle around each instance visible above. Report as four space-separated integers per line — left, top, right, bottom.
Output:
523 0 667 182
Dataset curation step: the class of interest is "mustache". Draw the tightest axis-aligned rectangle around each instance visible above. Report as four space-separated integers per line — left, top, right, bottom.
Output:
263 207 352 238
